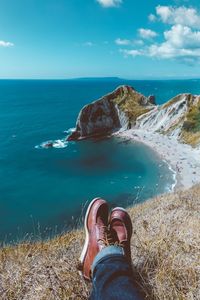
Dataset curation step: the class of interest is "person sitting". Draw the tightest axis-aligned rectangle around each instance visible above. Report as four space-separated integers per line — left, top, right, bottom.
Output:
79 198 142 300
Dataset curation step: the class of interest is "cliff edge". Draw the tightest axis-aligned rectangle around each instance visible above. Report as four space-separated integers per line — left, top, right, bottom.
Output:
1 184 200 299
68 85 200 147
67 85 155 140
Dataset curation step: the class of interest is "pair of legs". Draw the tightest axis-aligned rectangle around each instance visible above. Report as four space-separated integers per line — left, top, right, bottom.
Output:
79 198 142 300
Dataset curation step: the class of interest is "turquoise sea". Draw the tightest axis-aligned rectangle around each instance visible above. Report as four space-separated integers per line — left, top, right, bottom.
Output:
1 78 200 242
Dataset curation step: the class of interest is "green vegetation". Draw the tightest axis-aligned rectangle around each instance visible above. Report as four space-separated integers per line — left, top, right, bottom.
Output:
113 87 153 124
181 131 200 146
183 103 200 133
119 103 151 123
181 101 200 145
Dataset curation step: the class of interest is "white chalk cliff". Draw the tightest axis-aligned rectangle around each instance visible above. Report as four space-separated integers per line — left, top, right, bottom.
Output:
68 86 200 147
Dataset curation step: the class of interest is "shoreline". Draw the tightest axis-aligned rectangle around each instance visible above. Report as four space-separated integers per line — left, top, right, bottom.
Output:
115 129 200 192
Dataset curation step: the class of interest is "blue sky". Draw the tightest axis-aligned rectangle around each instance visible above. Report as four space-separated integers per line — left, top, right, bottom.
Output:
1 0 200 79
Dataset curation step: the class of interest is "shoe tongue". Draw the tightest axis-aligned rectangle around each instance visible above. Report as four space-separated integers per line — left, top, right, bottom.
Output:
112 220 127 242
96 216 105 227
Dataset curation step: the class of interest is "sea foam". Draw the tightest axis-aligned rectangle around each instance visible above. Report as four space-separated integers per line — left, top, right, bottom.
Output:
35 128 75 149
35 139 68 149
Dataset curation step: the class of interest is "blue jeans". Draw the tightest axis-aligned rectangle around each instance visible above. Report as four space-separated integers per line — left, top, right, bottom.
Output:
89 246 142 300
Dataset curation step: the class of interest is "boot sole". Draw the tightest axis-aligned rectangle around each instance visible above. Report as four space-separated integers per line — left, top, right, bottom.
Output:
79 197 101 265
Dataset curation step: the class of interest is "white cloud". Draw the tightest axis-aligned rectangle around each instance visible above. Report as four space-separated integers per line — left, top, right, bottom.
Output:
0 40 14 47
148 14 157 22
116 5 200 64
120 49 143 57
115 38 131 45
148 43 200 61
156 5 200 29
117 5 200 64
156 6 172 23
122 24 200 63
148 24 200 61
83 41 94 47
115 38 144 46
97 0 122 8
138 28 158 39
133 39 144 46
164 24 200 49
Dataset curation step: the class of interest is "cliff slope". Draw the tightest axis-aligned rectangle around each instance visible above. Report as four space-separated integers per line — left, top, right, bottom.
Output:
0 184 200 299
68 85 155 140
136 93 200 146
68 86 200 147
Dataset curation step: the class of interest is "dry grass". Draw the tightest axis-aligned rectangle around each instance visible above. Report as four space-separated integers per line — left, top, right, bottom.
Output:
181 131 200 147
0 185 200 299
129 185 200 300
156 93 200 146
181 101 200 146
162 94 184 110
0 231 90 300
113 88 153 123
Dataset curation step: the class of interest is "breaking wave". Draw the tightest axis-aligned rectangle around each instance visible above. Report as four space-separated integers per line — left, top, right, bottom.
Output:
35 128 75 149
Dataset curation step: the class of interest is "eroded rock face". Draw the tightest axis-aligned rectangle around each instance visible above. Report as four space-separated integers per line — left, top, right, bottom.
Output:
68 97 120 140
136 93 200 146
68 85 200 146
136 94 189 135
67 85 155 140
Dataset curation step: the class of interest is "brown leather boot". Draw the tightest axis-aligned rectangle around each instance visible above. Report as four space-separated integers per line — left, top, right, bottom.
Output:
79 198 109 280
109 207 132 262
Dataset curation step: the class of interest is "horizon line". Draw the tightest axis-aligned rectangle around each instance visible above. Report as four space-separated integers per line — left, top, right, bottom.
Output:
0 76 200 81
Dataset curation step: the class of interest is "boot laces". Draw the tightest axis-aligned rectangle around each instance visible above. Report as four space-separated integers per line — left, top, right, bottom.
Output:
98 226 115 246
98 226 128 248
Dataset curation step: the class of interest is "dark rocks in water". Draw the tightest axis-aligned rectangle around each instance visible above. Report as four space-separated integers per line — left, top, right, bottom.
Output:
43 141 54 148
67 85 156 141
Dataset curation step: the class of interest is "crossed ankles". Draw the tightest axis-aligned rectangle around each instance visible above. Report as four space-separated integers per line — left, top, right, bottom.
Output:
79 198 132 280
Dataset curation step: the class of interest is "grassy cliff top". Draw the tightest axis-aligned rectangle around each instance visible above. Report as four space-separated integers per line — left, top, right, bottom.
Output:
181 97 200 146
0 184 200 299
109 85 155 124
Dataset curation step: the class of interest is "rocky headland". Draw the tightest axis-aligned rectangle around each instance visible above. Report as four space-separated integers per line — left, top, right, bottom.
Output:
68 85 200 147
67 85 155 140
68 85 200 189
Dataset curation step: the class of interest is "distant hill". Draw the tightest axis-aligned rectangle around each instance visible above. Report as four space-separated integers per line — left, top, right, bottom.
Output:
69 77 124 81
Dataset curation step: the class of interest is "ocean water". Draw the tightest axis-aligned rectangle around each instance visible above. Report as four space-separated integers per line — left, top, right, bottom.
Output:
1 78 200 242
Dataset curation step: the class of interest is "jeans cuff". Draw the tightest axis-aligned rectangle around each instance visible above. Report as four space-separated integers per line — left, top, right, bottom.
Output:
92 245 125 275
